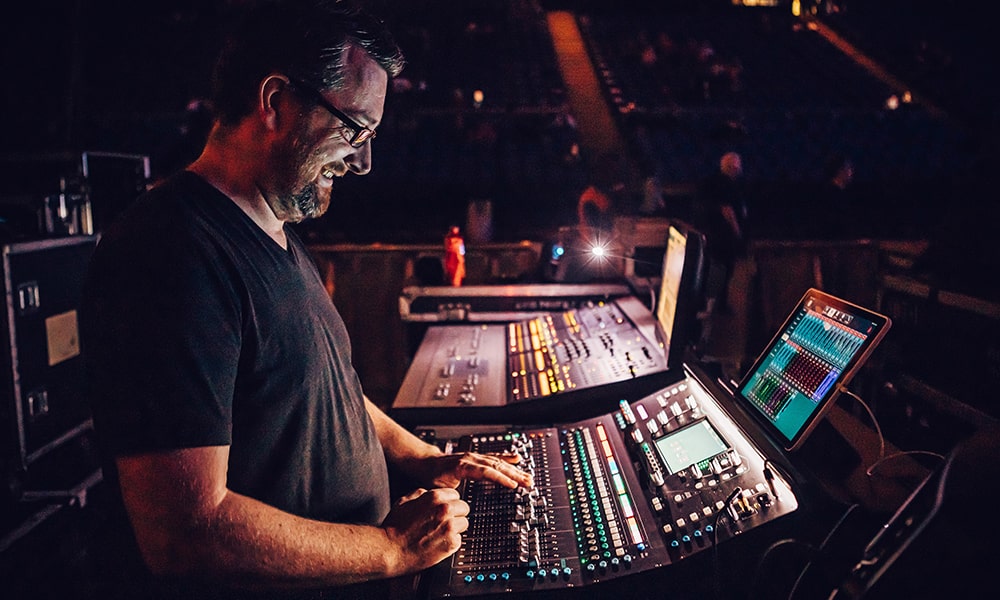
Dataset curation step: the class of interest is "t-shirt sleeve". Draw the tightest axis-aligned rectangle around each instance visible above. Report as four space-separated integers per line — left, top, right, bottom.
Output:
82 216 242 456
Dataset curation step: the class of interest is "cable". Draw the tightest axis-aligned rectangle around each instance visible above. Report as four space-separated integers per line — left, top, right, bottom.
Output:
711 486 745 600
746 538 816 600
865 449 946 477
763 457 797 498
786 503 861 600
713 486 744 545
837 386 885 465
838 385 946 477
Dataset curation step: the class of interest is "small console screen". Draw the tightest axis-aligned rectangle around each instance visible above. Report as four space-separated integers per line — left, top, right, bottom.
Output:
655 226 687 348
654 419 729 475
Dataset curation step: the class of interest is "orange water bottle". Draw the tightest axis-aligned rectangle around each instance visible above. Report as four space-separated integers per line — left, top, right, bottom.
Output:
444 225 466 286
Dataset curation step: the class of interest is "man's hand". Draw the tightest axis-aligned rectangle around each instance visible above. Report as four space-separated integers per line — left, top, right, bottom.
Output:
362 398 532 489
381 488 470 573
412 451 534 490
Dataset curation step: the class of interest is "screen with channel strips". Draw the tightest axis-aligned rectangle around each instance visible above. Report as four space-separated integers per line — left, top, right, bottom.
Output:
740 295 878 443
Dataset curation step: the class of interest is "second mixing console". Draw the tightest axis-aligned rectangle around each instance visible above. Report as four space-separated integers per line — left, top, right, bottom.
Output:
392 296 675 424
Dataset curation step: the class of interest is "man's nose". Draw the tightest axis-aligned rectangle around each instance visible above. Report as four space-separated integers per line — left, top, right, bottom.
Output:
345 143 372 175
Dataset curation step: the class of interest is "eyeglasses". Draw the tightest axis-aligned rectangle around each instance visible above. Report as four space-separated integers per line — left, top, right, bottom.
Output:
286 77 376 148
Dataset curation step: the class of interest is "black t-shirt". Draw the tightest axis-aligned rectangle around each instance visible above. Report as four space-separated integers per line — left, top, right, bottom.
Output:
81 170 391 555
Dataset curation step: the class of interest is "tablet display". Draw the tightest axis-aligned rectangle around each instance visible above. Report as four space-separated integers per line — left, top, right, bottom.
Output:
737 288 891 451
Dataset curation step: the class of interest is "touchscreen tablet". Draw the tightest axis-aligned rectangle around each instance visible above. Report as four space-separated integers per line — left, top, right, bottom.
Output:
737 288 891 451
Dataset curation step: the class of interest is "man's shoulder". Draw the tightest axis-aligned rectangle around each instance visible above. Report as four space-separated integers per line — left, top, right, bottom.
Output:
136 170 218 212
104 171 230 243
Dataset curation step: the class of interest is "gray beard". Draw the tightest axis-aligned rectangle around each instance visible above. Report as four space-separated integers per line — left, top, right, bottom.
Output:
286 182 322 222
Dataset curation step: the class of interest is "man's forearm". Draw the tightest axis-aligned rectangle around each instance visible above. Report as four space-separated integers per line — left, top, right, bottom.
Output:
117 446 411 589
131 484 403 588
365 396 442 467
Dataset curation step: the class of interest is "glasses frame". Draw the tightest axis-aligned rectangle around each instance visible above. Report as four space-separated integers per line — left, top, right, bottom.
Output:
286 76 376 148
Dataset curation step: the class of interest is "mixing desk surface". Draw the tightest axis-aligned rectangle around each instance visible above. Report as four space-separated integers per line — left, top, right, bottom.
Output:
415 368 799 598
392 296 677 425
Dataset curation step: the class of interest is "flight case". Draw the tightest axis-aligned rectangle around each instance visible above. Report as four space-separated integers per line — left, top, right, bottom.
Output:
0 235 98 499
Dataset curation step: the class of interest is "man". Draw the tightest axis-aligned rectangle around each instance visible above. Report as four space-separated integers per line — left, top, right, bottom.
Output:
80 2 530 598
816 153 865 239
694 151 749 314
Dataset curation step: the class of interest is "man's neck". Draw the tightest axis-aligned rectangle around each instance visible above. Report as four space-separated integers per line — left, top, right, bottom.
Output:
189 127 288 248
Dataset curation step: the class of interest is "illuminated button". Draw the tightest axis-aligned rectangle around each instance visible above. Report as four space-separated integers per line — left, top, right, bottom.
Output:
703 506 713 517
619 400 637 425
464 575 473 584
488 573 498 581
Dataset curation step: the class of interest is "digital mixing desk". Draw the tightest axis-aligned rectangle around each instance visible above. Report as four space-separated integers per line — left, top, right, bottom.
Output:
392 295 679 425
415 366 799 598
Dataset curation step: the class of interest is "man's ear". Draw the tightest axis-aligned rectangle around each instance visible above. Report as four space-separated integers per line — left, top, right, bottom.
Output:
259 74 290 131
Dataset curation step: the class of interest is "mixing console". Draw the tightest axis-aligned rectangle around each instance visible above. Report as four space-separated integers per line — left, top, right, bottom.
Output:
419 369 799 597
393 297 674 425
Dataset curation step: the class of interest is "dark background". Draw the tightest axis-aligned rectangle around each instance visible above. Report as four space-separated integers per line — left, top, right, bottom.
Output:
2 0 996 245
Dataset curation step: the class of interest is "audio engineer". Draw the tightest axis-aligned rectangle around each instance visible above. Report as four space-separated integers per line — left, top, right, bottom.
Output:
79 2 531 599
